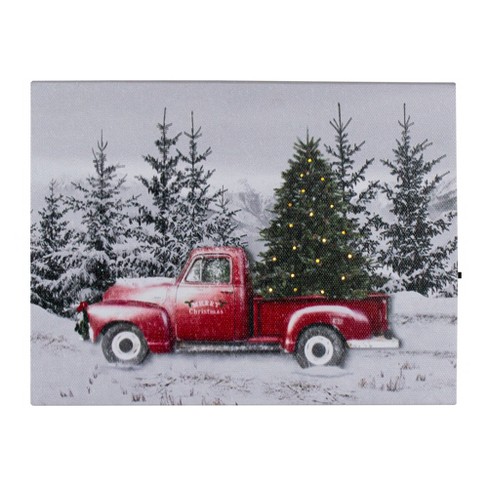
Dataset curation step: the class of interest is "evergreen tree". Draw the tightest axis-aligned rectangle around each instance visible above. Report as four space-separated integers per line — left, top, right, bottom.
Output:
137 108 186 276
324 104 382 269
178 112 246 249
256 134 372 298
30 181 73 314
380 105 457 296
176 111 220 249
210 186 246 246
62 133 138 305
137 110 245 276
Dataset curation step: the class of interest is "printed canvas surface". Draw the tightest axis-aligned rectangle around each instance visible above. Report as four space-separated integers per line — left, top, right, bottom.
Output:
31 81 457 405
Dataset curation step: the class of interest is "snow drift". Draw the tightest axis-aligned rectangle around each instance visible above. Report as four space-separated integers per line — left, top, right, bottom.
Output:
392 291 456 316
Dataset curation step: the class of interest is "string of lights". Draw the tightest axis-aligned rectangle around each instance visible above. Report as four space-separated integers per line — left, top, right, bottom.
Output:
256 134 371 299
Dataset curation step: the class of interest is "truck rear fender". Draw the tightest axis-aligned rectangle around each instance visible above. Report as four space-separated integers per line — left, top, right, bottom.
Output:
283 305 371 353
87 302 173 353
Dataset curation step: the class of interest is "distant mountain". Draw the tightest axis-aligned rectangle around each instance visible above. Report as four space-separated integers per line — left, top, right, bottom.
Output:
363 176 457 224
430 177 457 215
226 180 274 260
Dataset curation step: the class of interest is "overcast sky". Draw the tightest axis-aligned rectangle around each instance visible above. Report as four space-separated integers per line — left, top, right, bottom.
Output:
31 81 456 210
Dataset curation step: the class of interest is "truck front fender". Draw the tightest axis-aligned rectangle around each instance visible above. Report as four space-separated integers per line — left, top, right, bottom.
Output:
86 300 173 353
283 305 371 353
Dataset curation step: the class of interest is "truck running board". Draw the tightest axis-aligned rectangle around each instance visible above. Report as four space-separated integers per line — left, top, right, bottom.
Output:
175 341 283 353
347 336 400 349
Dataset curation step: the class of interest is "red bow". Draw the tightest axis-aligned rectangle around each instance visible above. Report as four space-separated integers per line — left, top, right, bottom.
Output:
76 301 88 312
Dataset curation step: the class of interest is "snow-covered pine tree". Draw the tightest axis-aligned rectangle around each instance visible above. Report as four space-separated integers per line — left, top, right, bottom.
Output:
323 104 382 277
176 111 219 250
136 108 186 277
31 180 73 315
210 186 246 246
30 216 40 276
62 133 138 306
177 112 246 250
380 104 457 296
255 133 372 298
137 110 245 277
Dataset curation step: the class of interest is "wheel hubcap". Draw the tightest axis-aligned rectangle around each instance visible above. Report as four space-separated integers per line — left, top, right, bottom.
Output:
112 331 141 361
119 338 133 353
304 335 334 365
311 342 326 357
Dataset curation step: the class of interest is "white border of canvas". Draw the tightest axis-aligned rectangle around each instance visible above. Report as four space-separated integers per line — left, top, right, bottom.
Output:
2 1 485 487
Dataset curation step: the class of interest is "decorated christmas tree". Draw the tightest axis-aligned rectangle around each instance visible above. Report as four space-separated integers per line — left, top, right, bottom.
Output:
256 134 372 298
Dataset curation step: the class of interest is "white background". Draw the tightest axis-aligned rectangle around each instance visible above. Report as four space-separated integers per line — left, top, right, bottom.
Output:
1 1 486 487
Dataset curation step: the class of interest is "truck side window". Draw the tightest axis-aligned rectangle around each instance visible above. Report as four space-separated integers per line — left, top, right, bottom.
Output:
202 258 231 283
185 257 230 283
201 258 230 283
186 258 203 282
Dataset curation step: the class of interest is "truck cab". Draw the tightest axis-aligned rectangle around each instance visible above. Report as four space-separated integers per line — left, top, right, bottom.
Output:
174 247 252 342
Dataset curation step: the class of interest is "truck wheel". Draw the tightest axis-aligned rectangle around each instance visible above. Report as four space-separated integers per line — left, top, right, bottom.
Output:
102 323 149 365
295 325 345 368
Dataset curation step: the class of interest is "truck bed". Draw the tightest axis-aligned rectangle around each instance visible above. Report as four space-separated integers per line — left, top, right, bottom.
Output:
253 294 389 339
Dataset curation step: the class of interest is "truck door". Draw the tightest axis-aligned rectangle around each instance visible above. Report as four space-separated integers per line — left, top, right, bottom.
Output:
175 255 235 341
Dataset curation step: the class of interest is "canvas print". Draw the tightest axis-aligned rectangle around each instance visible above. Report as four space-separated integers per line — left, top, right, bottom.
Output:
31 81 457 405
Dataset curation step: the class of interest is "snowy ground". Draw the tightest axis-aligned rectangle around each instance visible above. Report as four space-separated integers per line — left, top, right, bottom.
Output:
31 292 456 405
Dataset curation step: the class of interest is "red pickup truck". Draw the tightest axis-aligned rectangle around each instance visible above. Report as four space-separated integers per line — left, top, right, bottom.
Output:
78 246 399 367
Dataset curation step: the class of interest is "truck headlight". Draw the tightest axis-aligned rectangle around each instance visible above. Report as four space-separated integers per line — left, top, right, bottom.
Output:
88 324 94 342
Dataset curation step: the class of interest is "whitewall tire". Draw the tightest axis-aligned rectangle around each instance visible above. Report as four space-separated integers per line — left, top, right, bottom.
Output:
295 325 345 368
102 323 149 365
